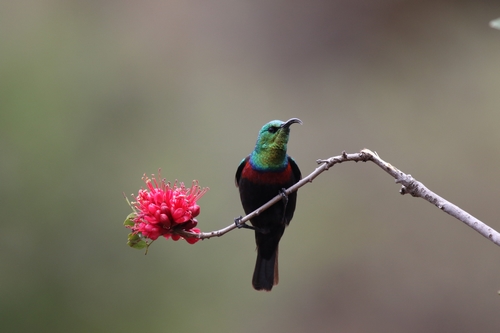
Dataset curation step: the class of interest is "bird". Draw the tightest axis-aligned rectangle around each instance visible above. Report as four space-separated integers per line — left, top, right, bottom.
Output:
235 118 302 291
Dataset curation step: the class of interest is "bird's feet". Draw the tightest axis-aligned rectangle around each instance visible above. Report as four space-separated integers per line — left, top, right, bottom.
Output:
234 216 269 234
234 216 246 228
279 188 289 206
279 188 289 224
235 216 256 230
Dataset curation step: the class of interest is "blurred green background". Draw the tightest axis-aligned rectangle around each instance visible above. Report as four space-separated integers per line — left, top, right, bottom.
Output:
2 0 500 332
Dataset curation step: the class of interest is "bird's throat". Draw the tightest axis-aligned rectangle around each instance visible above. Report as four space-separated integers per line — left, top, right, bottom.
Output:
250 149 287 171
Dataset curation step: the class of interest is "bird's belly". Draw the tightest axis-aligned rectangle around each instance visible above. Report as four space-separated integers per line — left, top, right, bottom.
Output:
238 178 296 229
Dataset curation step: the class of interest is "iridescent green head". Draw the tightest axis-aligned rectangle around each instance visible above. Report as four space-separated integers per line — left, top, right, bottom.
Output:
250 118 302 169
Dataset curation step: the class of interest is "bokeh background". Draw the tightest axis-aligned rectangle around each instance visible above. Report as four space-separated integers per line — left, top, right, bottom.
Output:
2 0 500 332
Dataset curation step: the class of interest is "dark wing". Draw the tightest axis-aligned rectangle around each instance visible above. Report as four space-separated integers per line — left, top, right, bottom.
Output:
235 155 250 187
288 156 301 182
281 156 301 227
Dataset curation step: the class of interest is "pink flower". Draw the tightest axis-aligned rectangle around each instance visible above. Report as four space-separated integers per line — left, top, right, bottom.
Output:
125 172 208 246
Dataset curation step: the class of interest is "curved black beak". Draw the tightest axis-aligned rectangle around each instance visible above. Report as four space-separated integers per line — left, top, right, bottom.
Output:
281 118 303 129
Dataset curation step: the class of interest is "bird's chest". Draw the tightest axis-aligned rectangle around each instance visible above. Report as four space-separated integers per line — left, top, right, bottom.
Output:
239 162 294 213
240 162 293 185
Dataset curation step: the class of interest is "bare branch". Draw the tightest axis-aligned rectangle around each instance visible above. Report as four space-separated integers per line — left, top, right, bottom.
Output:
178 149 500 247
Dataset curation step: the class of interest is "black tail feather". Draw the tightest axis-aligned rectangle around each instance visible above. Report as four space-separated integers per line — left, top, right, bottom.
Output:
252 248 278 291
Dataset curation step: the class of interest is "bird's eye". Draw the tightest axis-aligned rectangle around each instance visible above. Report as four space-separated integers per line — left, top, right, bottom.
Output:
268 126 278 133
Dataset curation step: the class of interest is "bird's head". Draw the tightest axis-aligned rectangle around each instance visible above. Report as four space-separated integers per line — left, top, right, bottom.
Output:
252 118 302 168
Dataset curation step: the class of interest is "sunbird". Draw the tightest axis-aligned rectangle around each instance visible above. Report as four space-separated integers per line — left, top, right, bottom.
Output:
235 118 302 291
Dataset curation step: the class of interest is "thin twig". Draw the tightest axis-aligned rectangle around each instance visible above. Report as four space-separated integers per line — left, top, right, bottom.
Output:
178 149 500 247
